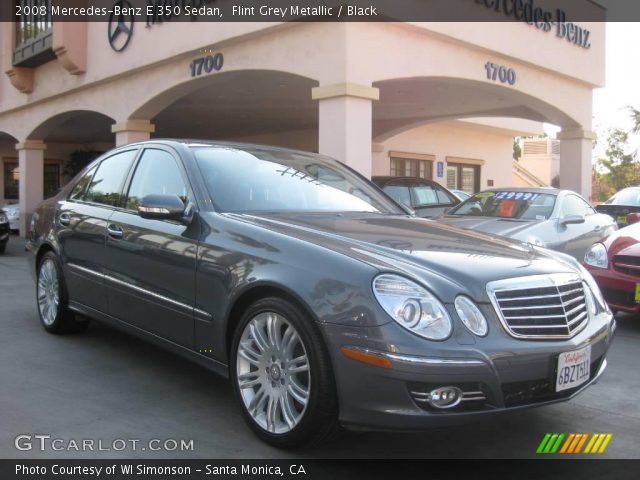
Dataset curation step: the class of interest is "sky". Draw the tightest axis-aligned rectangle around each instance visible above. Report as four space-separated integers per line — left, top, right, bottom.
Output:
545 22 639 158
593 22 640 134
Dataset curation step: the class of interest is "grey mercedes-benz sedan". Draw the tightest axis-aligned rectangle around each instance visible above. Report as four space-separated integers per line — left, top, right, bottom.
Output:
26 141 615 448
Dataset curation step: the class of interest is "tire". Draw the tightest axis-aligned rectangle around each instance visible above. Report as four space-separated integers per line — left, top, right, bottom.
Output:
36 251 89 334
0 241 6 254
230 297 340 449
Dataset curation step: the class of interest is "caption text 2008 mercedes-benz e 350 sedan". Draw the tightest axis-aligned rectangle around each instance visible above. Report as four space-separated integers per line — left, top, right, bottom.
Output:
26 140 615 448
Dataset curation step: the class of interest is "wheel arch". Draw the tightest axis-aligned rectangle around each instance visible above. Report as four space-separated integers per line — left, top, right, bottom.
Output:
224 282 322 363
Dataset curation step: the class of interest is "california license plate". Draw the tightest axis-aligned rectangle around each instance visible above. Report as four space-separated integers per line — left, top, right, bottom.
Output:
617 215 627 225
556 345 591 392
635 284 640 303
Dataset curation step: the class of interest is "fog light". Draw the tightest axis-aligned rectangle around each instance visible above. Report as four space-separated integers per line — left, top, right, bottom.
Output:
428 386 463 409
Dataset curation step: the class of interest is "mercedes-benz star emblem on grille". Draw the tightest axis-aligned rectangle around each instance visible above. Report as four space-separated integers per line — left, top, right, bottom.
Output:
108 0 135 52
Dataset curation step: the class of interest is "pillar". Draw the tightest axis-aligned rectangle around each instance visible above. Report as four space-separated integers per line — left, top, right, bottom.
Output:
16 140 46 236
111 120 155 146
313 83 379 179
558 128 596 202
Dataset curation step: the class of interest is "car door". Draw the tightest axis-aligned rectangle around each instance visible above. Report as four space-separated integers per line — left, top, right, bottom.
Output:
104 147 200 348
557 194 603 259
57 149 138 313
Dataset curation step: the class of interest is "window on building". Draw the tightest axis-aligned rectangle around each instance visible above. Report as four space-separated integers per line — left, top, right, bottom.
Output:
14 0 55 67
445 158 483 194
3 161 61 200
43 164 60 198
389 152 434 179
3 162 19 200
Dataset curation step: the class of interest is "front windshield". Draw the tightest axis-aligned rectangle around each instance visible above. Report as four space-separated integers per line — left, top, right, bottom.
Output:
449 190 557 220
194 147 402 214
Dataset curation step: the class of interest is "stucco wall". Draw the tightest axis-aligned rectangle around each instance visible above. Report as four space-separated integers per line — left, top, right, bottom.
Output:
372 122 514 191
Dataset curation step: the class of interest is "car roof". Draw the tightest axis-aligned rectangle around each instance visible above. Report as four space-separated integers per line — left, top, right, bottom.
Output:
480 187 562 195
121 138 321 157
371 176 442 186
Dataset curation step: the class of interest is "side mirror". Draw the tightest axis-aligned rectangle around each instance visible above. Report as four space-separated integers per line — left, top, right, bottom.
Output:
627 212 640 225
138 194 189 222
399 202 415 216
560 214 585 226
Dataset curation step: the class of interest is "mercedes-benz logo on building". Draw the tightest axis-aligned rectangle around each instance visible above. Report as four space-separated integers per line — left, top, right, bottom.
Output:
108 0 135 52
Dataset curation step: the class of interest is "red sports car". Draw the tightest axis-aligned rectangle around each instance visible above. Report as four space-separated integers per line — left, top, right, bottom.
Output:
584 213 640 313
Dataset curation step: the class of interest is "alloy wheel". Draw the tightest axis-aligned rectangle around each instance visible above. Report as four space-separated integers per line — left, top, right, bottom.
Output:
37 258 60 326
236 312 310 434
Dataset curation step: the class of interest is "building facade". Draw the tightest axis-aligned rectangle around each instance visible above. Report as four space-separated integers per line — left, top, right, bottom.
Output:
0 9 605 233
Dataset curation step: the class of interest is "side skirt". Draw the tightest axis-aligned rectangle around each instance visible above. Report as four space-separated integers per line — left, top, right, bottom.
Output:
68 301 230 379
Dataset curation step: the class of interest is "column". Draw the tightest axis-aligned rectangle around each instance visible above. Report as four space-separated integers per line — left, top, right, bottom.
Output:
558 128 596 202
111 120 155 147
16 140 46 236
313 83 379 179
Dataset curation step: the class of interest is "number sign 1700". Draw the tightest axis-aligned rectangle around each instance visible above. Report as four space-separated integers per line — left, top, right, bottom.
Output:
485 62 516 85
190 54 224 78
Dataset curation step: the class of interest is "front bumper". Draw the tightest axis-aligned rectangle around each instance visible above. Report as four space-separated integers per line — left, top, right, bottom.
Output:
322 309 614 431
586 264 640 313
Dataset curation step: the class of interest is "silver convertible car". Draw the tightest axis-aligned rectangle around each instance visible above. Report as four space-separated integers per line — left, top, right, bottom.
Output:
435 188 617 260
26 141 614 448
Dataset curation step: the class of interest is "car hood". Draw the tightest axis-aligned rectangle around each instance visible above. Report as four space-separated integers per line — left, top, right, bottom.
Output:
434 215 539 238
604 223 640 258
227 212 578 302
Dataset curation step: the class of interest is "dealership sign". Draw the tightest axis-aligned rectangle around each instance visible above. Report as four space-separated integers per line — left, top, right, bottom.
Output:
474 0 592 49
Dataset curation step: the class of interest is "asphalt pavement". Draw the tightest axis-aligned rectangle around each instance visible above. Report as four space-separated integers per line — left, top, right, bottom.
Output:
1 236 638 459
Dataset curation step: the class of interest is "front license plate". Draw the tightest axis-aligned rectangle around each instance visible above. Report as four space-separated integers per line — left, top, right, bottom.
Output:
617 215 627 225
556 345 591 392
635 284 640 303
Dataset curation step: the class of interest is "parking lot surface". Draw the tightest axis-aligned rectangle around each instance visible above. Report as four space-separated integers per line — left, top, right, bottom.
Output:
1 236 639 459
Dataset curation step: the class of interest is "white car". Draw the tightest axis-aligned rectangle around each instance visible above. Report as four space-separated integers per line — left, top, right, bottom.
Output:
2 203 19 232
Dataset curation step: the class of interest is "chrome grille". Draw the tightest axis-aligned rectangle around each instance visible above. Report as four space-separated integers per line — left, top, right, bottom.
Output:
487 274 589 339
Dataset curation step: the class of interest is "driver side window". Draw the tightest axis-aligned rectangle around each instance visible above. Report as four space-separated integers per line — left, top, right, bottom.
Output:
561 195 594 217
125 149 189 212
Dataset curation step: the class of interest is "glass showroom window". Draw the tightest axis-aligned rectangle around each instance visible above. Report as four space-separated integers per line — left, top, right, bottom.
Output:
3 162 60 200
390 157 433 179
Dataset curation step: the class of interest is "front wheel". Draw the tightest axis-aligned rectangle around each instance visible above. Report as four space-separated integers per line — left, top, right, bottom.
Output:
37 252 89 334
231 297 339 448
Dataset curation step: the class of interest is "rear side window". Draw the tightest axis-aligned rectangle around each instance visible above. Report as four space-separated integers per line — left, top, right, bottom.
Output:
69 166 97 201
83 150 137 207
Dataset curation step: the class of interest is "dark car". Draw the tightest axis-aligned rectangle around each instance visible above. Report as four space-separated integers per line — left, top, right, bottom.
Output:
371 176 460 217
584 214 640 314
27 140 614 448
435 188 617 261
595 186 640 228
0 208 9 254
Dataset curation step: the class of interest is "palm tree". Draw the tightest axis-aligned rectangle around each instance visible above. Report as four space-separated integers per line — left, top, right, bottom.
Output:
627 106 640 134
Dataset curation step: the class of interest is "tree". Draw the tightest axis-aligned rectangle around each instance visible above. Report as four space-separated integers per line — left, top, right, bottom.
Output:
596 128 640 194
512 137 522 161
64 149 102 178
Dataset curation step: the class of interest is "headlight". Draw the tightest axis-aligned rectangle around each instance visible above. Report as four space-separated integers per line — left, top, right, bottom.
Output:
584 243 608 269
373 274 452 340
0 214 7 224
454 296 488 336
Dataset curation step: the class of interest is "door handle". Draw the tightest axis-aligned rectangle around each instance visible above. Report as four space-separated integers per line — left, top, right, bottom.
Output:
107 223 123 240
594 225 603 232
59 213 71 227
